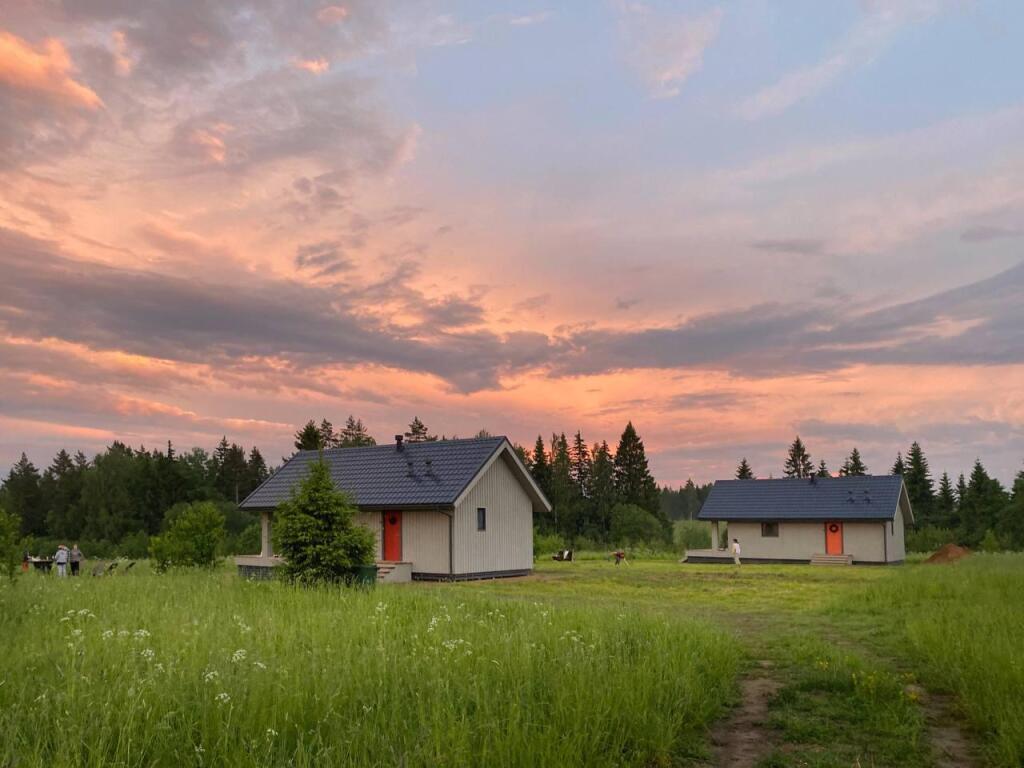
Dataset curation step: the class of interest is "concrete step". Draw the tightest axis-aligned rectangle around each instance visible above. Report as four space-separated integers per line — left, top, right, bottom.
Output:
811 553 854 566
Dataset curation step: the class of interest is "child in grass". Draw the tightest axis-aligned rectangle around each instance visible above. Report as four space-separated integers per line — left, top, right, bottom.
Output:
731 538 741 566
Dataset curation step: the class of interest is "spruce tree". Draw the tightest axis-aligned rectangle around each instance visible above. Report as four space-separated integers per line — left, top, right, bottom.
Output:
935 471 956 528
839 448 867 476
783 436 814 478
245 447 269 496
549 433 578 536
613 422 660 516
3 454 44 537
891 452 906 475
319 419 338 448
405 417 437 442
569 431 592 498
960 459 1008 547
816 459 830 478
903 442 934 525
340 416 376 447
294 420 323 451
275 460 375 584
590 441 616 537
735 458 754 480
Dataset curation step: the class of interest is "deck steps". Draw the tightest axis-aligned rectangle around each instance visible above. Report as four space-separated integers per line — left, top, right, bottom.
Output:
376 563 396 581
810 553 854 566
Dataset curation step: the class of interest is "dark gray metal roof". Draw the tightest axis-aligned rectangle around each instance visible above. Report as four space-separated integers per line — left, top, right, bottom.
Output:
698 475 910 522
241 437 549 511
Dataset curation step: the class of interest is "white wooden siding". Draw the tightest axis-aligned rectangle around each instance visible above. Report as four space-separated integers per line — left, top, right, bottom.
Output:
402 510 450 573
884 504 906 562
728 520 887 562
453 453 533 574
354 511 382 559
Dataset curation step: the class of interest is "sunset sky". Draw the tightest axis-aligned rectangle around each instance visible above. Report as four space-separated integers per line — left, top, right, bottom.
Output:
1 0 1023 485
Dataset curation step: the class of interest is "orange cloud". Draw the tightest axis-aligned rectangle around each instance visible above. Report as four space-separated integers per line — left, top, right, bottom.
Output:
293 57 330 74
0 30 102 109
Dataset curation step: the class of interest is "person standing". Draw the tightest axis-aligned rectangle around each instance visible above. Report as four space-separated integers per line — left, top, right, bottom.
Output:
53 544 70 578
70 544 84 576
731 538 741 567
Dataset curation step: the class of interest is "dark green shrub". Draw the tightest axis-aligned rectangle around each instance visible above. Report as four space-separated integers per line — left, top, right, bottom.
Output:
149 501 225 571
275 459 375 585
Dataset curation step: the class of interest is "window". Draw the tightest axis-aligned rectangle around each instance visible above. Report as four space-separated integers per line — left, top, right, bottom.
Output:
477 507 487 531
761 522 779 537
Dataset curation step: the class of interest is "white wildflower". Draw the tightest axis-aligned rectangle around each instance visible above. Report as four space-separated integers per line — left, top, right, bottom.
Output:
215 691 231 705
231 649 247 664
118 630 130 638
101 630 114 640
265 728 278 740
133 629 150 640
204 670 219 683
375 602 387 614
141 648 155 660
252 661 267 671
59 616 71 623
71 628 83 638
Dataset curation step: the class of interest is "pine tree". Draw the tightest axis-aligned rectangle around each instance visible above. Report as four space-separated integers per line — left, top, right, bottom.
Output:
613 422 660 516
839 448 867 476
529 436 553 530
783 436 814 478
246 447 269 496
903 442 934 525
816 459 830 478
997 469 1024 550
891 452 906 475
294 420 323 451
681 479 701 520
340 416 376 447
955 473 967 506
735 458 754 480
935 471 956 528
405 417 437 442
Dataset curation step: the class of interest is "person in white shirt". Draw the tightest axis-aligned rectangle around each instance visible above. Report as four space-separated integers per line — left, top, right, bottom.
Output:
53 544 70 577
731 538 741 566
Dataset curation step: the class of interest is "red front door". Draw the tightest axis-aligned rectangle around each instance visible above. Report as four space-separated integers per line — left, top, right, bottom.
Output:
825 521 844 555
383 511 402 561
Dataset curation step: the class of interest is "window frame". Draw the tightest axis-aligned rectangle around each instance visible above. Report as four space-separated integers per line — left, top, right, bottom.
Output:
760 522 779 538
476 507 487 532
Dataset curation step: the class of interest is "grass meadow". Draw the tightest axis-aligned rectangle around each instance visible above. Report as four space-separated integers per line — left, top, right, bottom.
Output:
1 554 1022 767
0 567 739 768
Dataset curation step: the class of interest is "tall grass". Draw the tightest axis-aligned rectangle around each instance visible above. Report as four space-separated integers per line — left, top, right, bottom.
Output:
850 554 1024 767
0 569 739 767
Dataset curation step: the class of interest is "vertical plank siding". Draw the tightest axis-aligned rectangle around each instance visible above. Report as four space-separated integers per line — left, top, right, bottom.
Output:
453 454 534 575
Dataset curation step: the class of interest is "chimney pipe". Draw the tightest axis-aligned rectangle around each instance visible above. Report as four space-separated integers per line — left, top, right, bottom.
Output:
395 434 404 451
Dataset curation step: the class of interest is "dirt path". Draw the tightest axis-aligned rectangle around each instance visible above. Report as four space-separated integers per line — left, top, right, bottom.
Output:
708 662 782 768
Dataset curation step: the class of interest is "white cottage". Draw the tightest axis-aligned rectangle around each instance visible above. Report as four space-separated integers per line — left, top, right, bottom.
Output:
236 436 550 581
686 475 914 565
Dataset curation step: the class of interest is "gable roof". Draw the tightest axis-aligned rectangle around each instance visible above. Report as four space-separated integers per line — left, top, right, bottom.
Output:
240 436 551 513
698 475 913 523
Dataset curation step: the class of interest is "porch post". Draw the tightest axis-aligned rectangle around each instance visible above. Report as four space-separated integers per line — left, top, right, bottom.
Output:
712 520 721 550
260 511 273 558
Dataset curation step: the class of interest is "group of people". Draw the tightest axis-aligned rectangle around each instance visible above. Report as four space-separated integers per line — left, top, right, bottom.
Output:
21 544 85 576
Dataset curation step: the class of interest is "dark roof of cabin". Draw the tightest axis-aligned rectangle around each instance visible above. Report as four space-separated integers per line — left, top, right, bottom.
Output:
241 436 548 511
698 475 909 521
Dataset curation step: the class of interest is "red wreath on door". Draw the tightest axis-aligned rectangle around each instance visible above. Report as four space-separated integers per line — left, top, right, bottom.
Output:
828 523 840 533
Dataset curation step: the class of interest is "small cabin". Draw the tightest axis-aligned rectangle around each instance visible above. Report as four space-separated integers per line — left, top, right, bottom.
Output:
686 475 913 565
236 436 550 581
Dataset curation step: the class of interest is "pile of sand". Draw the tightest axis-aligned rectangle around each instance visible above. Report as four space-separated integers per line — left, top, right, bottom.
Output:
924 543 971 564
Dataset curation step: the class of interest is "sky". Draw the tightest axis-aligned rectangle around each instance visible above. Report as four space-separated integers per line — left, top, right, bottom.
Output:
1 0 1023 486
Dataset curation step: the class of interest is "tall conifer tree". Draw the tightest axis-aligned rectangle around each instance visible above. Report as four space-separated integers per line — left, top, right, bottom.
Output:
735 458 753 480
783 436 814 478
613 422 660 516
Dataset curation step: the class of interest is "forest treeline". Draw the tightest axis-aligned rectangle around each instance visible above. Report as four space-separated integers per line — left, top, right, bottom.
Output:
1 419 1021 556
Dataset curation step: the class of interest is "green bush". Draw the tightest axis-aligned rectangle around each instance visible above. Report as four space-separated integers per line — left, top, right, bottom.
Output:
533 530 565 558
610 503 669 547
979 529 1004 552
149 502 225 571
118 530 150 559
905 525 956 553
276 459 375 585
226 522 261 555
0 507 20 582
673 520 712 552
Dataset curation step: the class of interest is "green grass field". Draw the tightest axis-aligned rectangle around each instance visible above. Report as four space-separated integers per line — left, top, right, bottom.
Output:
1 555 1021 767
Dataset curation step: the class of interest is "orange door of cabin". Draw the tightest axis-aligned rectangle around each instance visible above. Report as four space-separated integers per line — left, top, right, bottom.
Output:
825 522 844 555
383 511 402 561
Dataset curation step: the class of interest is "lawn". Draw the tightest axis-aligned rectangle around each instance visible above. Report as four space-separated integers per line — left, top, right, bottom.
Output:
2 554 1021 767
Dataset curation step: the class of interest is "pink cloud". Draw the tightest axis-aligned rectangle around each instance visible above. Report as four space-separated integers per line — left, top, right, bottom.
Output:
0 30 102 109
316 5 349 25
293 57 330 74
